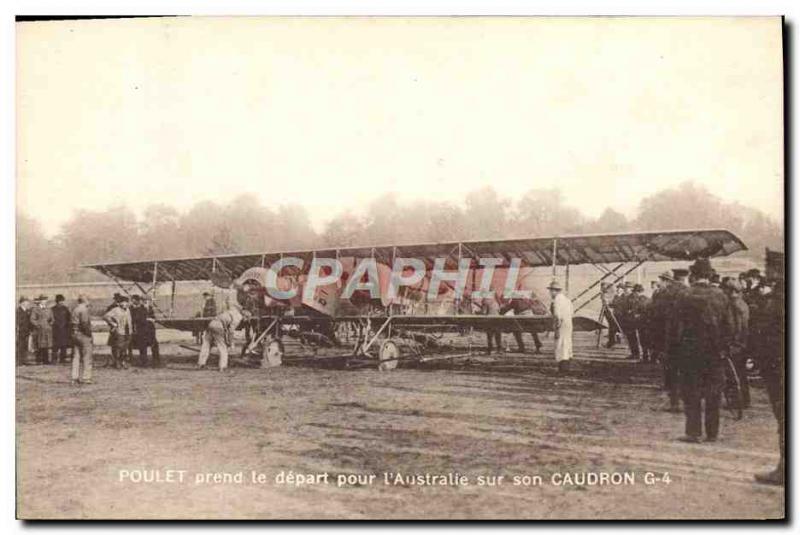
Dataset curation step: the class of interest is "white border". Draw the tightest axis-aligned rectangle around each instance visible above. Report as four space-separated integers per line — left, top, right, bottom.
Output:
3 1 796 533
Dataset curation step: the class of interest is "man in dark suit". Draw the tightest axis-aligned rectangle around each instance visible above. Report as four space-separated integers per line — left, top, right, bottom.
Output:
723 279 750 409
674 259 732 443
658 269 690 413
16 297 32 366
51 294 72 364
500 297 544 354
753 279 784 486
130 295 161 368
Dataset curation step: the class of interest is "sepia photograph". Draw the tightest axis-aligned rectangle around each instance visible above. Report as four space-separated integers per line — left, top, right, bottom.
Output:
14 15 785 520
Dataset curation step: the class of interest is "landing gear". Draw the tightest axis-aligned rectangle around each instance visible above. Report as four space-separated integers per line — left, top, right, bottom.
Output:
378 339 401 371
262 338 284 368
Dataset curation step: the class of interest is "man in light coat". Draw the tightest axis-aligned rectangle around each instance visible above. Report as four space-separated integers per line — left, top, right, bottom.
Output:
480 293 503 355
71 294 94 385
103 296 132 369
197 306 249 372
29 295 54 364
548 279 573 373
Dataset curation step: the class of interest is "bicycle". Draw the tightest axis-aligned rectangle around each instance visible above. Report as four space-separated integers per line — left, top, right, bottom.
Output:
722 354 744 420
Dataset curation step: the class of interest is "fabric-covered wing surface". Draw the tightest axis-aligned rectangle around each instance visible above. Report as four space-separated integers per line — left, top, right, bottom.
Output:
85 229 747 283
156 314 603 333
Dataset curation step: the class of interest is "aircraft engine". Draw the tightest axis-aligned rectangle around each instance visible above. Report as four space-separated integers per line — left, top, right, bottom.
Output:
235 266 290 309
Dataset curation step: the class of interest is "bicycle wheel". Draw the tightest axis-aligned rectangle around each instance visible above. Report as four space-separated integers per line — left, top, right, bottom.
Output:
722 357 743 420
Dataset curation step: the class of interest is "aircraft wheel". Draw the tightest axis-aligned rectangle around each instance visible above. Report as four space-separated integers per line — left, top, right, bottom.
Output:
262 338 284 368
378 339 401 371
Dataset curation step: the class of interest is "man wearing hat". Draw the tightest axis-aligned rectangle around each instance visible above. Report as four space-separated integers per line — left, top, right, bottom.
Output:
614 282 637 360
194 292 218 345
105 292 123 313
548 279 573 373
656 268 691 412
600 282 621 349
130 295 161 368
752 278 784 485
198 305 250 372
105 292 132 363
104 295 132 369
673 258 732 443
480 292 503 355
16 297 32 366
723 278 750 409
29 295 54 364
628 284 650 361
743 269 763 306
645 273 671 363
609 283 631 350
202 291 217 318
51 294 72 364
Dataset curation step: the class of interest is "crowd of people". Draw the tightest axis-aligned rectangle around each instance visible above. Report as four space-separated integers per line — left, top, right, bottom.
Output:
601 260 784 486
15 292 162 384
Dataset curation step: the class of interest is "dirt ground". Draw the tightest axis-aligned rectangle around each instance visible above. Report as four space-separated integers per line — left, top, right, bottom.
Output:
16 331 784 520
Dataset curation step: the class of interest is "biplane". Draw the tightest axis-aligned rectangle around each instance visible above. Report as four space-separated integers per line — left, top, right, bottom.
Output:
85 228 747 370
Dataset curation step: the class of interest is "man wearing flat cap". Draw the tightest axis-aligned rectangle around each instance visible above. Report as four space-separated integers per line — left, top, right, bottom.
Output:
548 279 573 373
673 258 732 443
29 295 54 364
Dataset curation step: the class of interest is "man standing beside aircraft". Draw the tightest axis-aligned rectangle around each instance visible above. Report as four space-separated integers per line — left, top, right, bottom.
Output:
612 284 633 353
197 306 250 372
130 295 161 368
104 296 132 369
500 297 544 354
202 291 217 317
600 282 619 348
548 279 572 373
481 293 503 355
628 284 650 361
70 295 94 385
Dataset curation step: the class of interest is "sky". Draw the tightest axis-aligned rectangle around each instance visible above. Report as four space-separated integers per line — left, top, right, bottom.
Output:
16 16 784 236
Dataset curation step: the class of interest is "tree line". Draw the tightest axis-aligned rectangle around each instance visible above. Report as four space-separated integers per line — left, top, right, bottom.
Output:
17 181 783 284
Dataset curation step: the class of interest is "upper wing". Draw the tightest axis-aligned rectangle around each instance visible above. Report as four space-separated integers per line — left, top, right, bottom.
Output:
84 229 747 283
